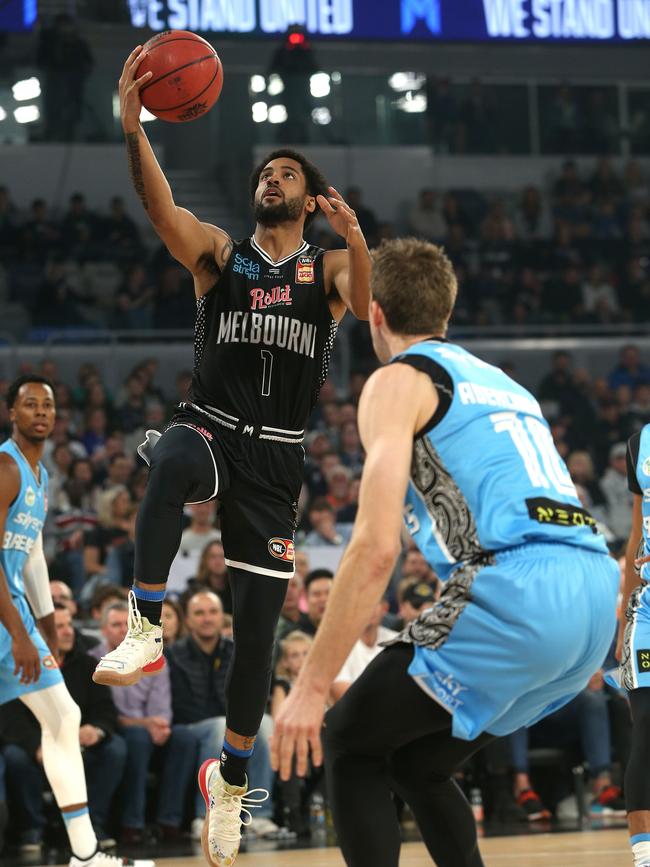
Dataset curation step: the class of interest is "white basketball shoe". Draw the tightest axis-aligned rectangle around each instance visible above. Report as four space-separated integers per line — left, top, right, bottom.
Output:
92 591 164 687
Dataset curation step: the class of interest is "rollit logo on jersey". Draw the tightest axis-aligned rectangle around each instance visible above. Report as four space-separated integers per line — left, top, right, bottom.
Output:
2 531 35 553
232 253 260 280
25 486 36 507
217 311 317 358
250 285 293 310
268 537 295 561
296 256 315 284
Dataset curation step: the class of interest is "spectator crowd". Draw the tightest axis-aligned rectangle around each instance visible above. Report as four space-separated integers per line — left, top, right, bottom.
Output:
1 156 650 341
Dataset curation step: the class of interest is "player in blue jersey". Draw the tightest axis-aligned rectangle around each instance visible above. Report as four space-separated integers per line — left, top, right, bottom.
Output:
271 238 619 867
0 374 153 867
611 425 650 867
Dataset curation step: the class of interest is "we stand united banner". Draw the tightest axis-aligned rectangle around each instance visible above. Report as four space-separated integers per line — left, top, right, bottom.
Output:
125 0 650 41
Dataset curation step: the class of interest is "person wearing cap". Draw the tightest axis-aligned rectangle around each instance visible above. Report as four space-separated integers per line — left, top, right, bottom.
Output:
601 441 634 545
330 600 397 704
384 579 438 632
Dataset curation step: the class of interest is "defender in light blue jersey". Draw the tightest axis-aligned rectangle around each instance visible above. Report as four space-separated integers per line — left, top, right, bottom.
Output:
611 424 650 867
272 239 619 867
0 375 153 867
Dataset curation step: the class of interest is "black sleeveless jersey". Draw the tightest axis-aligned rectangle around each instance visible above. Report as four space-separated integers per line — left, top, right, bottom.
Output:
189 237 338 434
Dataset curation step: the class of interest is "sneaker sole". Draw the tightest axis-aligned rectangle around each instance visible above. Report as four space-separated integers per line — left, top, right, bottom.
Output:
92 653 165 686
198 759 220 867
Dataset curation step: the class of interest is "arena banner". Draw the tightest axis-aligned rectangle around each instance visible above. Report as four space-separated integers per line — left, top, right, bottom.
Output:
0 0 37 32
125 0 650 41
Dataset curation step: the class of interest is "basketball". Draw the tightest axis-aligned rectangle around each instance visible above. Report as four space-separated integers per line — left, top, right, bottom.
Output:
137 30 223 123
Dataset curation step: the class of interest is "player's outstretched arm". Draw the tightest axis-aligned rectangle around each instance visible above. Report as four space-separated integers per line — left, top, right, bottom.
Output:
0 456 41 684
319 186 371 321
616 494 644 662
271 364 438 780
119 46 232 285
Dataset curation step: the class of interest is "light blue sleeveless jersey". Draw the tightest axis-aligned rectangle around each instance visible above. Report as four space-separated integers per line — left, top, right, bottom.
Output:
395 340 609 580
635 424 650 583
0 439 48 599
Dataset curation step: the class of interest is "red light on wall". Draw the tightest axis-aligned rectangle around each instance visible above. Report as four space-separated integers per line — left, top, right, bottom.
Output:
288 32 306 45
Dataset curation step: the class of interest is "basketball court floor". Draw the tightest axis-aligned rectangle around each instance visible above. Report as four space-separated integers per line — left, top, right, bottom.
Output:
43 829 630 867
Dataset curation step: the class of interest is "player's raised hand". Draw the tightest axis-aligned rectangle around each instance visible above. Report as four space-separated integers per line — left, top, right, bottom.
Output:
119 45 153 131
317 186 363 245
12 631 40 685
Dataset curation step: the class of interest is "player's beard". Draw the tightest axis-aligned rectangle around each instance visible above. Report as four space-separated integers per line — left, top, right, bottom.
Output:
254 195 304 227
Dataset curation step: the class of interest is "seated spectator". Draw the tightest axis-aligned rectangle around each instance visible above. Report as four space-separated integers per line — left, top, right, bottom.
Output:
101 196 142 260
183 540 232 613
324 463 353 511
61 192 99 258
22 198 62 261
407 188 445 241
83 485 133 582
330 599 397 703
384 578 437 631
566 451 607 516
508 669 625 821
0 604 126 849
514 185 552 240
34 258 91 328
114 373 147 433
600 442 634 545
80 407 109 457
608 344 650 391
178 502 221 559
401 546 438 587
274 572 304 649
161 598 185 647
278 568 333 641
302 497 351 547
337 477 360 524
581 264 620 316
166 592 278 839
50 579 99 651
338 421 364 476
51 458 99 595
345 187 378 247
270 631 314 835
89 602 198 843
101 451 134 492
112 263 155 330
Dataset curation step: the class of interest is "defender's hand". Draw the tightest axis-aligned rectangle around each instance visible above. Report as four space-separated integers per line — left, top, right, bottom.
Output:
119 45 153 132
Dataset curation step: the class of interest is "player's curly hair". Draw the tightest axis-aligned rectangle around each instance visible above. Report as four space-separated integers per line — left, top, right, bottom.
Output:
370 238 458 336
6 374 54 409
250 148 329 229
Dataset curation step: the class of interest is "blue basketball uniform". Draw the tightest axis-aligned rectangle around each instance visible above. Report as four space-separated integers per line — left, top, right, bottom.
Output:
0 439 62 704
614 424 650 691
390 340 619 740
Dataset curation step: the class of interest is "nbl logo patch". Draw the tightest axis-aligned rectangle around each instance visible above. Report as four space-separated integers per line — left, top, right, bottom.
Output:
637 649 650 672
296 256 314 284
268 537 295 562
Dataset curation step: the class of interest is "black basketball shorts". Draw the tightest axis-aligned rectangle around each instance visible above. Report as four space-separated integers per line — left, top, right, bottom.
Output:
162 406 303 578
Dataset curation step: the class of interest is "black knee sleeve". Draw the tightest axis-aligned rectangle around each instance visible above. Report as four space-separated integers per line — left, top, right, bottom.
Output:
134 425 217 584
225 567 288 736
625 689 650 812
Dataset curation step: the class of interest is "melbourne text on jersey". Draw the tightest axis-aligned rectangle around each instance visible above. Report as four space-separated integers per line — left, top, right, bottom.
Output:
217 310 318 358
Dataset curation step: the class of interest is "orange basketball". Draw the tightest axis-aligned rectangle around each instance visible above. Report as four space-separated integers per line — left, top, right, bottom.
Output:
137 30 223 123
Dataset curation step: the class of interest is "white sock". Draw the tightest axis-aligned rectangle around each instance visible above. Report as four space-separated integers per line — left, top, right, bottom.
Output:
631 836 650 866
63 807 97 860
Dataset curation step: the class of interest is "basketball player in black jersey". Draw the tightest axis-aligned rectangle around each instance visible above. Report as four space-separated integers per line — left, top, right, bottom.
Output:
92 46 372 866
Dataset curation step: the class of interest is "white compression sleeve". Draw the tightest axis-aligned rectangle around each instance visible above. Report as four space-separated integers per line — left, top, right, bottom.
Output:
20 682 87 806
22 532 54 619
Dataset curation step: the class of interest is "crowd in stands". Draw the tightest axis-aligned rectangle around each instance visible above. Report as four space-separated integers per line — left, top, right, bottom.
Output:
1 155 650 340
0 337 645 853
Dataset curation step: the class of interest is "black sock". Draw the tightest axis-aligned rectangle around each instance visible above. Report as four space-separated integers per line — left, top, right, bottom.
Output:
220 739 254 788
132 585 163 625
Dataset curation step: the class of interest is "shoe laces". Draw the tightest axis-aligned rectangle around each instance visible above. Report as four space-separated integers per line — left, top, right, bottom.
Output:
91 854 131 866
210 786 269 840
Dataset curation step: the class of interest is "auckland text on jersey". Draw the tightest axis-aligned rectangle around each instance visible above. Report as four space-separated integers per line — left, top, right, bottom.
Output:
482 0 650 39
217 311 317 358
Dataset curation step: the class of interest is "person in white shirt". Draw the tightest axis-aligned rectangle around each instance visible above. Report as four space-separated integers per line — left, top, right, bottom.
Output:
330 599 397 703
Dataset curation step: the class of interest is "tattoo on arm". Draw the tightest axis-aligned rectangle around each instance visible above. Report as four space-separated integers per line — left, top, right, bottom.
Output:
220 238 233 267
125 132 148 210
